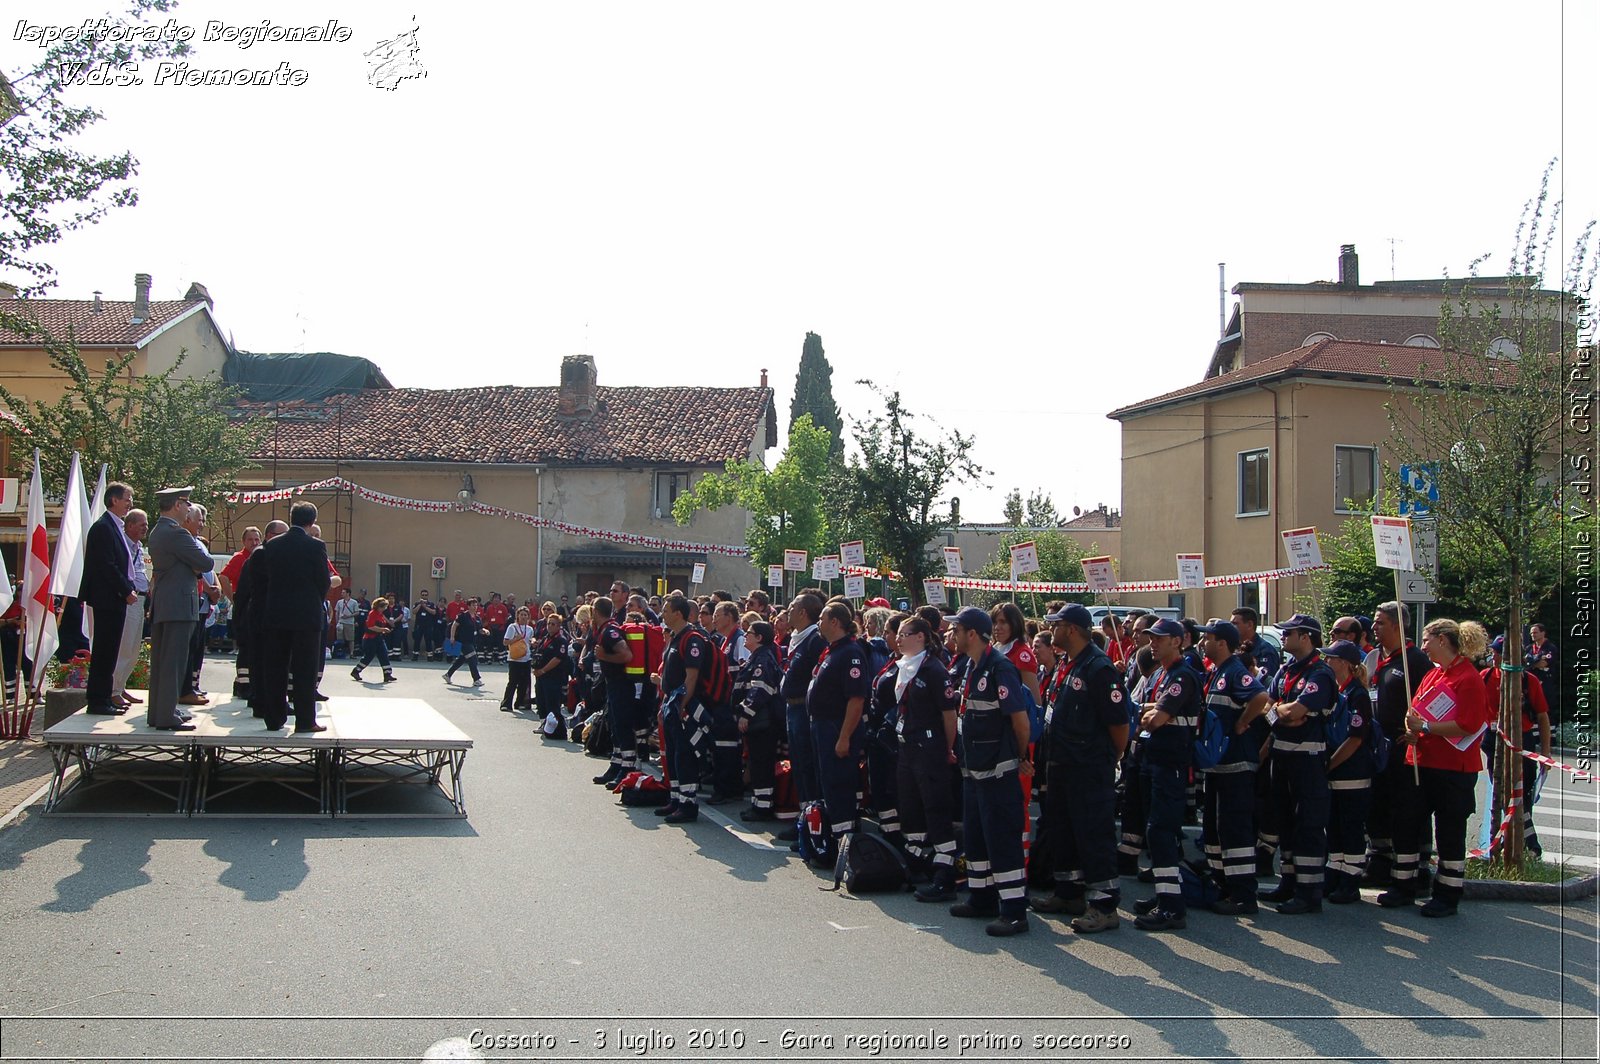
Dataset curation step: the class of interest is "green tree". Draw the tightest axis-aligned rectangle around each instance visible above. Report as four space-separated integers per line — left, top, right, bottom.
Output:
833 386 984 601
0 339 266 506
1002 488 1058 528
971 529 1097 614
789 332 844 462
1002 488 1024 527
0 1 191 297
1381 164 1596 869
672 413 834 570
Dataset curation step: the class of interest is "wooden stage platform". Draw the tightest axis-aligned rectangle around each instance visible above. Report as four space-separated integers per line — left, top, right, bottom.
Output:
41 697 472 818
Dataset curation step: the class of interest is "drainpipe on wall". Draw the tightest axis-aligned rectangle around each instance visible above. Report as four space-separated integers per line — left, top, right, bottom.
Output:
1257 382 1282 620
533 466 545 596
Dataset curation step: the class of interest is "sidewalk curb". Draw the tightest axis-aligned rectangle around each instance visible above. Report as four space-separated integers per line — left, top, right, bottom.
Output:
1463 871 1599 902
0 775 56 833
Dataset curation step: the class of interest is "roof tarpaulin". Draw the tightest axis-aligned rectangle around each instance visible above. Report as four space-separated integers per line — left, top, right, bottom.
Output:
223 352 392 403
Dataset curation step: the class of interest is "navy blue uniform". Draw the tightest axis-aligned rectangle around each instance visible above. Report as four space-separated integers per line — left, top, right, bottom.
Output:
1326 680 1375 897
807 636 872 835
738 643 783 812
660 624 714 811
866 658 902 836
781 626 827 805
1263 652 1336 902
891 655 960 884
957 646 1030 919
1040 642 1128 914
1201 654 1266 903
1366 643 1434 875
1140 658 1203 916
1242 636 1282 678
598 619 638 774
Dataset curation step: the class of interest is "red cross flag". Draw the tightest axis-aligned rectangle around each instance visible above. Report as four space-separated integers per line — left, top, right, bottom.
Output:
22 450 58 692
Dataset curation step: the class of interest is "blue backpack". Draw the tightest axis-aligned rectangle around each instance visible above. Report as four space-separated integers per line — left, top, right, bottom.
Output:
797 800 837 869
1324 686 1390 772
1192 703 1228 770
1019 683 1046 744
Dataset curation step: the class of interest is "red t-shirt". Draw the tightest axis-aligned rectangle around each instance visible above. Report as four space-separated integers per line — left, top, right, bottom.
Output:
1480 665 1549 733
482 602 510 628
446 600 467 622
365 609 389 636
220 549 250 590
1001 640 1038 679
1408 655 1491 773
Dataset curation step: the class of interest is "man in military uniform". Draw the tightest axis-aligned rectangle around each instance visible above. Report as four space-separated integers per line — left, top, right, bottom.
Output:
1031 604 1130 934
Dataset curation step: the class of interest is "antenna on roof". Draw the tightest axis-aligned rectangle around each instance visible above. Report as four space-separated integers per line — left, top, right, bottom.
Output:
1218 263 1226 336
1388 237 1402 280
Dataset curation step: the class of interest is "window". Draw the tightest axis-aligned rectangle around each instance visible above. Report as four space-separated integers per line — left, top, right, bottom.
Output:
654 471 691 518
1302 331 1336 346
1403 334 1439 348
1167 594 1187 618
1237 449 1270 516
1487 336 1521 359
377 563 411 605
1237 582 1261 614
1334 445 1377 512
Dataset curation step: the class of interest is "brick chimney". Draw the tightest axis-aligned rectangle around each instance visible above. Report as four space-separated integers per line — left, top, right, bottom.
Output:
1338 245 1359 288
184 281 213 308
760 367 768 389
558 354 598 417
131 272 152 324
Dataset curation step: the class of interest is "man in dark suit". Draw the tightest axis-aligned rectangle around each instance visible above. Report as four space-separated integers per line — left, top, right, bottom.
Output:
236 520 287 718
257 502 332 732
78 482 138 715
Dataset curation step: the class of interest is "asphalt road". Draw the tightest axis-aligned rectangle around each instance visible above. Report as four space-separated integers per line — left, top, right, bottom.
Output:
0 654 1596 1063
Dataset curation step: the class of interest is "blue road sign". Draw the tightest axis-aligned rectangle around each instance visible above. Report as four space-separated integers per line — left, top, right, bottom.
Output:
1398 462 1439 517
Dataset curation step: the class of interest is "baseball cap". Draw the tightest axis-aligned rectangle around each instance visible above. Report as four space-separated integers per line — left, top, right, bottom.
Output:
1044 603 1094 630
865 597 891 609
1491 634 1506 651
1324 639 1363 665
1275 613 1323 637
950 605 993 637
1196 620 1241 649
1148 617 1186 639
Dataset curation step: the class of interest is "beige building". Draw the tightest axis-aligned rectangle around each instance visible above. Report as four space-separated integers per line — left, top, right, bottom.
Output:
1111 246 1566 622
226 355 777 604
0 274 230 562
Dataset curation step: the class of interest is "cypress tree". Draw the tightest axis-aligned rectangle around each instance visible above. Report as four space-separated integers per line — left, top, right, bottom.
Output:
790 332 844 460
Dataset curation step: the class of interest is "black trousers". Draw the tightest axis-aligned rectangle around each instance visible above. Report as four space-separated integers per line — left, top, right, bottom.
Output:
1392 767 1475 905
1144 761 1188 914
708 703 743 798
1118 741 1148 866
608 679 641 771
1271 752 1330 899
963 772 1028 918
1203 768 1258 902
1327 783 1372 892
186 613 208 693
232 618 253 698
1368 741 1434 866
1487 729 1544 855
812 716 863 835
86 600 127 706
866 736 900 836
502 660 532 708
1044 757 1121 912
357 636 392 671
898 742 958 884
261 627 322 729
745 707 781 809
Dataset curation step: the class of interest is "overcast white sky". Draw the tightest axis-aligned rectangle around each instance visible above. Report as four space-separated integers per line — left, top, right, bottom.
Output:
4 0 1594 520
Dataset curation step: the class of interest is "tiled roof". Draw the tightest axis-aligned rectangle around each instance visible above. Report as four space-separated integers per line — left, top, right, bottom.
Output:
1062 508 1120 530
1109 339 1506 419
0 296 210 347
238 385 776 466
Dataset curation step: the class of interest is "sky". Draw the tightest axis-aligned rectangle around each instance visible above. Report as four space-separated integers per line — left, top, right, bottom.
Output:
3 0 1595 521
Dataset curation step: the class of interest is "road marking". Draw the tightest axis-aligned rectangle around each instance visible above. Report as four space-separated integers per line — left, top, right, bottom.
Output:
1526 824 1600 843
906 922 942 933
699 804 786 851
828 921 869 931
1537 850 1600 870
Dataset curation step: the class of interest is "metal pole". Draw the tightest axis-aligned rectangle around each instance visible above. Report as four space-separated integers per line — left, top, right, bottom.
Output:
1396 570 1420 786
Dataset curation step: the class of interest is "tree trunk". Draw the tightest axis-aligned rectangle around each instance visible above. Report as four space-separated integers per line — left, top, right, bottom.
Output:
1500 572 1526 870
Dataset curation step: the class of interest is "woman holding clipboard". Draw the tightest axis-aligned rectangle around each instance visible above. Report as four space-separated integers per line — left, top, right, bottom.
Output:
1378 619 1491 917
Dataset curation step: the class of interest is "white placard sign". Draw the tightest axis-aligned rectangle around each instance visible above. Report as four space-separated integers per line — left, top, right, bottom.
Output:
922 579 947 606
1176 553 1205 589
783 549 808 572
1281 527 1323 569
1010 540 1040 577
1082 556 1118 592
942 546 964 576
1370 516 1415 571
690 562 706 585
839 540 866 567
766 564 784 588
0 478 19 514
815 554 841 581
843 574 866 599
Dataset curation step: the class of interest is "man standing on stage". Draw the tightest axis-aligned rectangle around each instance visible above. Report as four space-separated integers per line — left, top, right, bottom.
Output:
145 487 214 731
109 508 151 710
219 526 262 699
79 481 138 716
257 502 332 733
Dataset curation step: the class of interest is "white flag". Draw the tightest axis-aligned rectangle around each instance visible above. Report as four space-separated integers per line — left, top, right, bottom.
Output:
22 451 58 692
88 464 108 521
0 543 11 618
50 452 90 597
